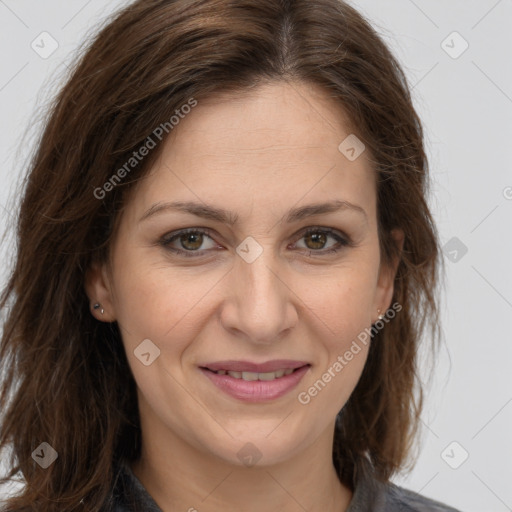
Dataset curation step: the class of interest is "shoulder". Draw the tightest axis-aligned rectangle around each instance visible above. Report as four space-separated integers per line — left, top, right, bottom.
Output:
383 481 462 512
107 458 162 512
348 458 462 512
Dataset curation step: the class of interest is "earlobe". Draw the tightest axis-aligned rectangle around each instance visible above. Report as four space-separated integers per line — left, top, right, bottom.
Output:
84 261 116 322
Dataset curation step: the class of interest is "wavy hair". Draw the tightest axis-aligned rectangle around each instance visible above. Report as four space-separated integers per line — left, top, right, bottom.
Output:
0 0 443 510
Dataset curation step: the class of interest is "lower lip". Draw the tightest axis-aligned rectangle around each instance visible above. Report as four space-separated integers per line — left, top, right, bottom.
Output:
199 365 310 402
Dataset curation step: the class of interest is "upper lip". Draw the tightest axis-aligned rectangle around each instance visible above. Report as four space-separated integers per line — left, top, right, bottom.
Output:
201 360 310 373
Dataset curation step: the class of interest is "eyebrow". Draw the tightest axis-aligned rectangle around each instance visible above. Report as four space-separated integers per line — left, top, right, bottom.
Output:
139 199 367 224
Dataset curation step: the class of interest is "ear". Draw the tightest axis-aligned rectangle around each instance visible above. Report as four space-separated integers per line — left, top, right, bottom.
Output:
84 260 116 322
372 228 404 323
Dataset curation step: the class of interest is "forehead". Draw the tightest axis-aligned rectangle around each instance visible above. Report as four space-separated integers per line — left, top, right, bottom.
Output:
168 81 362 157
124 81 376 225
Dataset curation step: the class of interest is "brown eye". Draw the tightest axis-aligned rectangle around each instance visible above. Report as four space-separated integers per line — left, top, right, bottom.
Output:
179 232 204 251
295 228 349 255
160 226 350 259
160 228 218 257
303 231 328 250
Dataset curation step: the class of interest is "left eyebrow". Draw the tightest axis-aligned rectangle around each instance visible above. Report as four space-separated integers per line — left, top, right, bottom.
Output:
285 200 367 223
139 199 367 225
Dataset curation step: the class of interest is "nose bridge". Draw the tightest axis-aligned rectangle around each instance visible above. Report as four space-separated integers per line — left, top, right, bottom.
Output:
222 239 296 343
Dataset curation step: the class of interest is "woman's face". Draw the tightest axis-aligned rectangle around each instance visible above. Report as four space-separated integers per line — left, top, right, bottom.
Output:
87 80 399 467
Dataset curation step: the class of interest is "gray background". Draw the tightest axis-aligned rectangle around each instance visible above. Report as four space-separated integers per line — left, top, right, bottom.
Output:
0 1 511 511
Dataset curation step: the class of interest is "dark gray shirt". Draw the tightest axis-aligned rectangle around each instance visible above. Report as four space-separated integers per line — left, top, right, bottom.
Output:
109 457 461 511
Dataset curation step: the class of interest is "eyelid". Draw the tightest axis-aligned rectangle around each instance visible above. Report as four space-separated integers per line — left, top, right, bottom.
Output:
159 227 220 250
159 225 352 257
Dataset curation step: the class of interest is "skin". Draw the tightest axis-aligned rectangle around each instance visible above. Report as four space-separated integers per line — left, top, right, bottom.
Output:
86 80 403 512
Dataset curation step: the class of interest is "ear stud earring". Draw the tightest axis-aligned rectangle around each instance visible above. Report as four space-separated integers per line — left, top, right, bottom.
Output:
93 303 104 315
377 308 384 320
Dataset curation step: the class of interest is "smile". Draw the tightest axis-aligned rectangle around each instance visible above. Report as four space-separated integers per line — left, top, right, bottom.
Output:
199 364 311 402
209 368 295 380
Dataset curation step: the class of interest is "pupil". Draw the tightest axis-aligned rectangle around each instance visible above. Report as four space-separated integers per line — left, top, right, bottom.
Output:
180 232 327 251
182 233 202 250
307 232 326 249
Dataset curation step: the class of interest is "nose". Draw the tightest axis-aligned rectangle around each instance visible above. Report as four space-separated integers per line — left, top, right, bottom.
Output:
219 246 298 345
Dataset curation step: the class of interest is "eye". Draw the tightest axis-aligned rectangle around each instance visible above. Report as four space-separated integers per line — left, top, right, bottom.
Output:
159 226 351 258
292 227 350 256
159 228 219 257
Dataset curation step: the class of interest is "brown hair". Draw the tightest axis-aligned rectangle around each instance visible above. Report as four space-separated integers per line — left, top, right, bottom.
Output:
0 0 443 510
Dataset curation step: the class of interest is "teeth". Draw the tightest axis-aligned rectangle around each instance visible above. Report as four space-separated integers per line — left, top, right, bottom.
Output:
259 370 284 380
241 372 259 381
213 368 297 380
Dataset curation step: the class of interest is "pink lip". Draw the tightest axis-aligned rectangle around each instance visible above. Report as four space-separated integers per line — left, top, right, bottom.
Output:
199 364 311 403
201 359 309 373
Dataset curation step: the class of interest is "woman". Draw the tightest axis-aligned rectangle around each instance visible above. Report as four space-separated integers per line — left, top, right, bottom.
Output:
0 0 460 510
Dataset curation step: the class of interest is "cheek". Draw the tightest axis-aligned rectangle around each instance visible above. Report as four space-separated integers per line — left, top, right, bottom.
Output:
111 257 221 355
295 275 374 414
296 263 378 336
112 247 379 347
292 263 377 392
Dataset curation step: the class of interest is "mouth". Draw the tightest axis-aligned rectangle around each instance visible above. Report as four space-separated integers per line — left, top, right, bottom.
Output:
200 366 309 381
198 361 311 402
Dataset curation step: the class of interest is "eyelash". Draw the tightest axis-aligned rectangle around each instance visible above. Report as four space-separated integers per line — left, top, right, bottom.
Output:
159 227 351 259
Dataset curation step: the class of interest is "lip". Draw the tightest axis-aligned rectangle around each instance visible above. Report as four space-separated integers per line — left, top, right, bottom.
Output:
200 359 310 373
199 364 311 403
